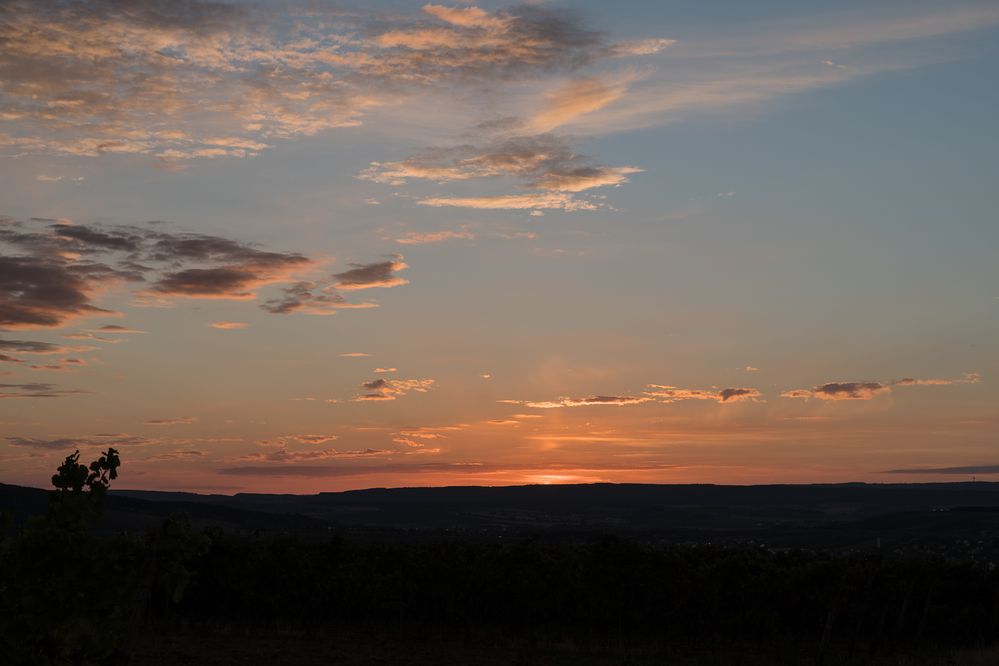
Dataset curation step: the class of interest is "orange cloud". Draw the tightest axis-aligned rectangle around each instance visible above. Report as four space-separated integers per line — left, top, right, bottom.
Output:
418 192 598 211
393 228 475 245
527 77 631 133
144 416 197 426
354 377 436 402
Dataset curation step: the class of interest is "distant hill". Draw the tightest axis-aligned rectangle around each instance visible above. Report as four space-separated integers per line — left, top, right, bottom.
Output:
7 481 999 552
0 482 330 534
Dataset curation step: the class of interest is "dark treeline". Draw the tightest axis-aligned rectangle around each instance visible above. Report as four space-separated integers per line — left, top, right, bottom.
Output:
182 534 998 650
4 451 999 664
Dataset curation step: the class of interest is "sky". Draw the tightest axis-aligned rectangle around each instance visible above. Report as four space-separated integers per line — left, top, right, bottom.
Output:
1 0 997 493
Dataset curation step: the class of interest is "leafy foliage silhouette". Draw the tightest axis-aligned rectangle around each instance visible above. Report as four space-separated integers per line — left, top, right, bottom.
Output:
0 450 205 665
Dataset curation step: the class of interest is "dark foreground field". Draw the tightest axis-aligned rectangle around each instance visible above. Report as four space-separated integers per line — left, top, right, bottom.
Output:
8 478 999 664
128 629 999 665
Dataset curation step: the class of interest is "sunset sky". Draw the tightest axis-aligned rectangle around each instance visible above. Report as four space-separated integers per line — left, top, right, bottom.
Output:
1 0 997 493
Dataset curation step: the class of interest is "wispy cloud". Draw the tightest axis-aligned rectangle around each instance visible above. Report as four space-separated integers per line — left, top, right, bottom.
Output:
782 374 981 400
504 395 653 409
0 382 85 399
6 433 153 448
418 192 598 212
144 416 197 426
0 1 624 163
883 464 999 475
392 228 475 245
363 133 641 196
238 447 388 463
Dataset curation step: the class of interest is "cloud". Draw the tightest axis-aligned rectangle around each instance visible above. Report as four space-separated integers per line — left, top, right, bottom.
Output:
893 372 981 386
257 434 340 447
146 232 312 298
393 228 475 245
0 255 118 328
526 76 632 133
644 385 762 404
610 38 676 56
95 325 144 333
1 218 387 325
238 447 388 463
28 359 84 372
781 374 980 400
340 352 371 358
0 382 85 398
354 377 436 402
506 395 653 409
217 462 485 477
362 134 641 194
62 332 120 343
883 464 999 475
144 416 197 426
148 449 204 461
781 382 889 401
421 4 512 31
397 426 462 440
209 321 248 330
6 434 153 448
0 1 612 162
363 4 605 81
261 281 378 315
717 387 762 403
0 339 81 355
332 257 409 291
418 192 598 211
374 367 397 373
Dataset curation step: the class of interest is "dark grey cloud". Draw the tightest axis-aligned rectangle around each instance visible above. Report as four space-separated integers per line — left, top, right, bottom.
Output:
883 465 999 475
96 325 143 333
782 381 890 401
6 434 154 449
782 374 980 401
0 382 85 398
151 266 269 298
0 339 77 354
0 255 115 328
718 387 762 403
51 224 144 253
332 257 409 290
148 449 205 461
144 232 306 267
261 281 376 315
0 218 362 327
